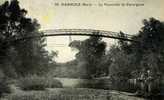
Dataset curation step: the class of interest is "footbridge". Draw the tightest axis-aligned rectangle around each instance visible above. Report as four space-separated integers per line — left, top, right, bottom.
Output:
7 29 138 43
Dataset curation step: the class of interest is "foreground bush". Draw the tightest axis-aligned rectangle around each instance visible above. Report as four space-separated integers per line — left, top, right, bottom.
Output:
17 75 62 91
0 78 11 97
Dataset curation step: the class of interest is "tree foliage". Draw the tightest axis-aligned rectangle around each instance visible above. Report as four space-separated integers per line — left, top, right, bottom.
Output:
107 18 164 80
130 18 164 75
69 32 106 78
0 0 56 77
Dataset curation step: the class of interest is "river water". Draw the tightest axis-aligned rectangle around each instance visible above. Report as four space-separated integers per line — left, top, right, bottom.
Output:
54 77 90 87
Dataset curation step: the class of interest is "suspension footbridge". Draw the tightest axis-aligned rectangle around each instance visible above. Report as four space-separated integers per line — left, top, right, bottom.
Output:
12 29 137 43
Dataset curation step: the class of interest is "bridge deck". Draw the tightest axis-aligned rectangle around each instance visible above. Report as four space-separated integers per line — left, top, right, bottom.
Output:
6 29 138 43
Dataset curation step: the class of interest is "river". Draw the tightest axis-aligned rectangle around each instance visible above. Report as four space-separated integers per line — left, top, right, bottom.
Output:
54 77 90 87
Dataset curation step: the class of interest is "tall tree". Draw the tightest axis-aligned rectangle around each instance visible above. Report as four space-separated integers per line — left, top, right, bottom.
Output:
130 18 164 74
0 0 56 77
69 32 106 78
106 18 164 80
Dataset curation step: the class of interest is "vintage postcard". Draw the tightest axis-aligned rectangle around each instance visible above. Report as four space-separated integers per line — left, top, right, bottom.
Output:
0 0 163 100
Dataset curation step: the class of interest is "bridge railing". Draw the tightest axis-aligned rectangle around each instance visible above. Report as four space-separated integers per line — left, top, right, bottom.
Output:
2 29 137 43
42 29 135 40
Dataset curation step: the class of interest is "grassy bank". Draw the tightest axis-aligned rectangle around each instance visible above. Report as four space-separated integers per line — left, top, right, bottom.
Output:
2 88 145 100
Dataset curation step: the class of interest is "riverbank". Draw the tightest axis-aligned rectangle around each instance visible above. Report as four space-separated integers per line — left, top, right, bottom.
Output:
2 87 145 100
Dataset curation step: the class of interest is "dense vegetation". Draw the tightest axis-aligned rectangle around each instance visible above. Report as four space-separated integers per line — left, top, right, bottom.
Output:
52 18 164 95
17 75 62 91
57 18 164 82
69 32 106 78
106 18 164 83
0 0 57 96
0 0 56 77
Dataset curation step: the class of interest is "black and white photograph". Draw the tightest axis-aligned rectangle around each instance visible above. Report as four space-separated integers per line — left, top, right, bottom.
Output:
0 0 163 100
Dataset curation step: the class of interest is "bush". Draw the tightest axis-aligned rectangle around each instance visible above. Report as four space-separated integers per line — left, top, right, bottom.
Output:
17 75 62 91
0 78 11 97
45 77 63 88
74 79 112 89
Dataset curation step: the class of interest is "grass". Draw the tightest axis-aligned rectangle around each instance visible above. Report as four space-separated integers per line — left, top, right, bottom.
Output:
16 75 63 91
0 76 147 100
2 88 145 100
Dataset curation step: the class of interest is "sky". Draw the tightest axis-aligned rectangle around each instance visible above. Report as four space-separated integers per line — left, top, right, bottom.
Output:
1 0 164 62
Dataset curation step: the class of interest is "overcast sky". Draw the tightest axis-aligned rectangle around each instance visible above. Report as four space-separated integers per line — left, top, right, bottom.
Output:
1 0 164 62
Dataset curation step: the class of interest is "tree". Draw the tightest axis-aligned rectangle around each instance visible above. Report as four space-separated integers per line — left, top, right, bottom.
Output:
111 18 164 78
129 18 164 75
0 0 56 77
106 45 132 78
69 32 106 78
106 18 164 93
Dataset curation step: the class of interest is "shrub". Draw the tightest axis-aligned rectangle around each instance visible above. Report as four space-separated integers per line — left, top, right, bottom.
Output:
17 75 62 91
75 79 113 89
0 78 11 97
